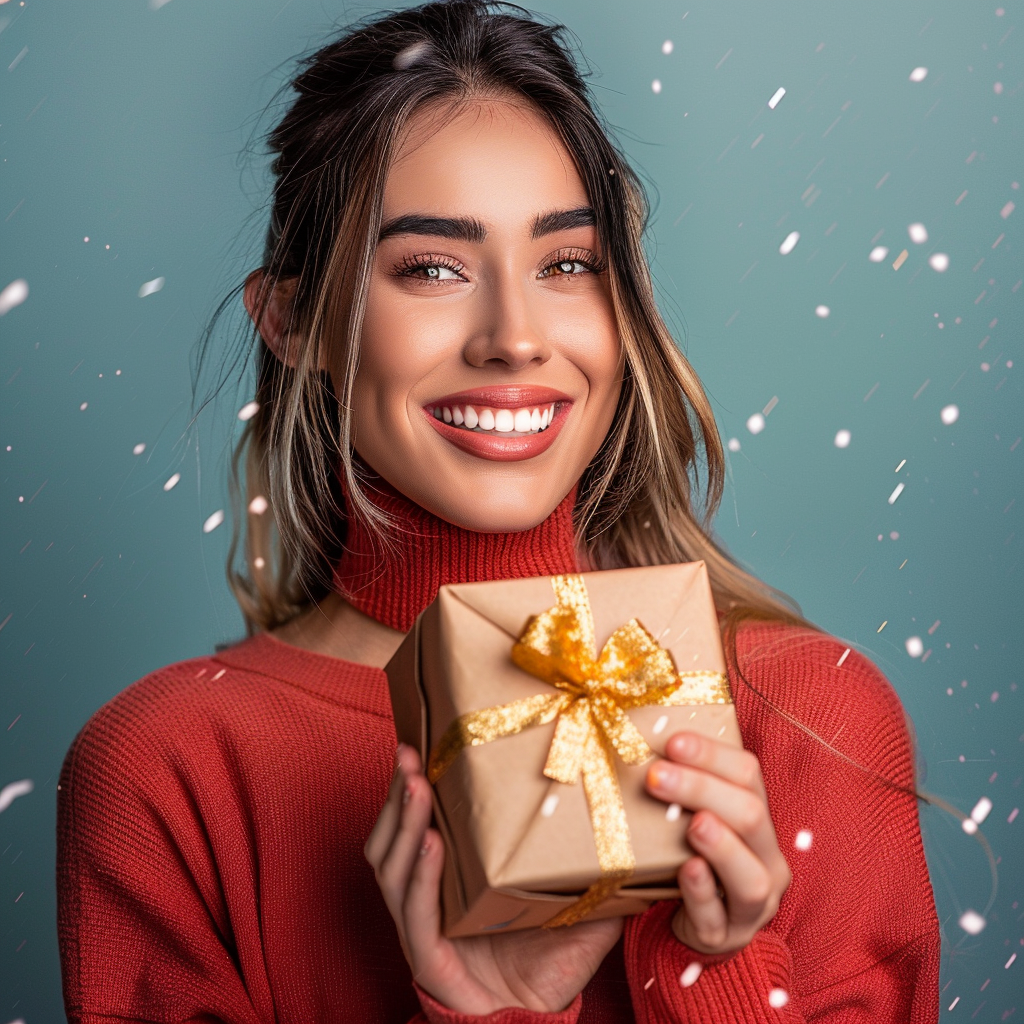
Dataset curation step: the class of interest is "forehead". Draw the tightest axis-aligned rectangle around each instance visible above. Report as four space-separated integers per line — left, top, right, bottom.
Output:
383 97 590 223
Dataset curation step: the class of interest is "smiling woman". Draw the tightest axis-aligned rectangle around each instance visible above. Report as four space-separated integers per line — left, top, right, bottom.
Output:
55 2 940 1022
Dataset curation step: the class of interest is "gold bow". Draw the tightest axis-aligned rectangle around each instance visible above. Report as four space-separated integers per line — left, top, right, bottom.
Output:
428 574 731 928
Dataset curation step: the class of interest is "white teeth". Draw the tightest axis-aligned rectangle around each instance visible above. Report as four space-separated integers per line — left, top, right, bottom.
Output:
432 401 560 434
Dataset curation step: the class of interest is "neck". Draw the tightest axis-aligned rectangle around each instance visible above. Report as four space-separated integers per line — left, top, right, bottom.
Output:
333 476 580 632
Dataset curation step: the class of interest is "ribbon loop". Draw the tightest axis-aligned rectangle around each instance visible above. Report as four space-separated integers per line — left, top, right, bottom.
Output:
428 574 731 928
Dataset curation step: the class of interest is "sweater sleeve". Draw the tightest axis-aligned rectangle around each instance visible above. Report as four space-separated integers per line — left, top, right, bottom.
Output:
410 985 582 1024
57 708 268 1024
618 635 941 1023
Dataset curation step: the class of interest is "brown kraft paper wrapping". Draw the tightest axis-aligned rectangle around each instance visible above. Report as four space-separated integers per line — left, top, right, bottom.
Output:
384 561 742 938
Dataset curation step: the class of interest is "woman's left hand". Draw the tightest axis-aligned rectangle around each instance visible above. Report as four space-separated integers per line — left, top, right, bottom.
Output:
645 731 792 956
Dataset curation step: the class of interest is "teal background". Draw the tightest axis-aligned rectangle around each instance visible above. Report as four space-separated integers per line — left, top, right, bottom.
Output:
1 0 1021 1019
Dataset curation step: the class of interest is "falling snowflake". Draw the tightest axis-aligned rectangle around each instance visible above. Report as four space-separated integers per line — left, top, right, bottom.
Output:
905 636 924 658
868 246 889 262
779 231 800 255
815 305 830 318
138 277 165 298
746 413 766 435
237 401 260 421
163 473 180 491
958 910 985 935
940 404 959 425
794 830 813 851
680 963 702 987
834 429 851 448
203 510 225 534
909 67 928 82
928 253 949 272
0 278 29 316
768 87 786 110
907 223 928 244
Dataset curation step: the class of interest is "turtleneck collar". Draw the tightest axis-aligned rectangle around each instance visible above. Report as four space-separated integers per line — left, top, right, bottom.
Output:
332 474 580 632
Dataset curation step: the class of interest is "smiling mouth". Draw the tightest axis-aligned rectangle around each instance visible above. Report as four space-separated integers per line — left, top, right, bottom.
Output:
429 402 559 437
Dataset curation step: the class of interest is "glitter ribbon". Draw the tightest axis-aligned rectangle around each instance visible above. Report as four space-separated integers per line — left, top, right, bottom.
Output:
427 574 731 928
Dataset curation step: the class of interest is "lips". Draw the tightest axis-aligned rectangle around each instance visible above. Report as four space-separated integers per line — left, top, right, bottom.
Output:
423 387 572 462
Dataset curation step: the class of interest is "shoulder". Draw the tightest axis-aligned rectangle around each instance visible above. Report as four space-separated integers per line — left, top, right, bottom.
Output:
727 618 918 789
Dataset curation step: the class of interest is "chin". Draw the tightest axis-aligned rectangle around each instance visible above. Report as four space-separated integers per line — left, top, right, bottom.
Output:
408 471 574 534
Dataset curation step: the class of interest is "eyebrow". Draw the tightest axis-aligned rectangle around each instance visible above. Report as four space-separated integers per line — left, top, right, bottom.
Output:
378 214 486 243
377 206 596 244
531 207 596 238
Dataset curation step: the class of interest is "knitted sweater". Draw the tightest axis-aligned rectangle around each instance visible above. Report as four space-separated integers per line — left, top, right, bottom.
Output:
57 486 940 1023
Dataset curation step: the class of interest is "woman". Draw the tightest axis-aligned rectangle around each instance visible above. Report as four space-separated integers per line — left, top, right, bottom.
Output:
56 2 940 1021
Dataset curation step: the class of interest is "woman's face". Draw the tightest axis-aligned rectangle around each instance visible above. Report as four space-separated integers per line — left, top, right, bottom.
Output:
343 97 622 532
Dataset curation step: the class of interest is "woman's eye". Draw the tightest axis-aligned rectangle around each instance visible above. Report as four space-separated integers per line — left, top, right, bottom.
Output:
399 260 465 282
540 254 601 278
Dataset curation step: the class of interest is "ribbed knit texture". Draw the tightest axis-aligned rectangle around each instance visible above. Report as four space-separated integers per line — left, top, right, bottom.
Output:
333 478 579 631
57 506 941 1023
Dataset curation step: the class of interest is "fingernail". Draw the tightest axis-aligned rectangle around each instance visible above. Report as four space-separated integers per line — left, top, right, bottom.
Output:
648 762 679 789
690 815 720 843
673 733 697 759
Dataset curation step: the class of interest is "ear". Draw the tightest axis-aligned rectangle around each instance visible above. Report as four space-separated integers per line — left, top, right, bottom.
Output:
243 270 301 367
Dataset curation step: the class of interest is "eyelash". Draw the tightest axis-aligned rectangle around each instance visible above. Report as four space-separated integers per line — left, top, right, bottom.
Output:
392 247 606 283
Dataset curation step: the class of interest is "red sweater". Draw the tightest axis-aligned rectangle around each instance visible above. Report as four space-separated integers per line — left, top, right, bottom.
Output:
57 487 940 1023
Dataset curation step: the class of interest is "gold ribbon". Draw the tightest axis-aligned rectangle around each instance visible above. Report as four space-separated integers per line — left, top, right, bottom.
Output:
428 574 731 928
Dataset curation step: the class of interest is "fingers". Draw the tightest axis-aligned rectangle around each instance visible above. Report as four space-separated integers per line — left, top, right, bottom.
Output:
645 758 779 866
364 745 412 869
685 811 776 926
367 745 434 924
664 732 766 796
402 828 447 976
673 854 728 949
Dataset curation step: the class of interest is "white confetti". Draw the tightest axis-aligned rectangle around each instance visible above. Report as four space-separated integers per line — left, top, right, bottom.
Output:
680 962 702 987
994 81 1004 95
962 817 978 835
888 482 904 504
779 230 800 255
651 79 662 94
163 472 180 491
909 66 928 82
1000 200 1015 219
928 253 949 272
662 40 674 55
203 509 225 534
768 988 790 1008
237 401 260 421
815 304 830 318
768 87 786 110
666 803 682 822
794 830 813 851
132 443 146 456
907 223 928 244
0 778 34 813
868 246 889 262
834 429 851 448
905 636 924 658
254 556 266 569
746 413 766 435
248 495 269 515
540 794 560 817
727 437 741 452
940 404 959 425
958 909 985 935
80 402 88 411
0 278 29 316
970 796 992 824
653 714 669 735
138 276 165 298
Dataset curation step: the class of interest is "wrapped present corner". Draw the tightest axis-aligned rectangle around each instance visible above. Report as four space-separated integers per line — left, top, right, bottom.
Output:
384 562 742 938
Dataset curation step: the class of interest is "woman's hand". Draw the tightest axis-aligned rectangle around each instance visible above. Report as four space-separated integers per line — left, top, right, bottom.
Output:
365 744 623 1015
645 731 791 956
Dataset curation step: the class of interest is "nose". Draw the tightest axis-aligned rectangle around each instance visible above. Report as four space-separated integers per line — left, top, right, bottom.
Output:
462 272 551 371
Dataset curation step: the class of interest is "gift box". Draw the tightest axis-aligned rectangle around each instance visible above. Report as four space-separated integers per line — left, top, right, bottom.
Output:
384 562 741 937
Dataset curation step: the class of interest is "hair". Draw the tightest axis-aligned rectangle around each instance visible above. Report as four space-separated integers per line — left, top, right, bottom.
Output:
206 1 985 893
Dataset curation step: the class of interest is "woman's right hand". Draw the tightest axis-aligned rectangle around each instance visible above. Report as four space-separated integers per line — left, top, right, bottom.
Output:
365 744 623 1015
